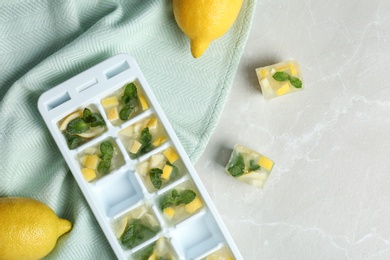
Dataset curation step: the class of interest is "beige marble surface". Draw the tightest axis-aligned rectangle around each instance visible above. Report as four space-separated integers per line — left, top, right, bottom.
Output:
195 1 390 259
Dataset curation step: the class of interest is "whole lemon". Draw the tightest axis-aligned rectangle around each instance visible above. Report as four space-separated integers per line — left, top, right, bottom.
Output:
173 0 244 58
0 197 72 260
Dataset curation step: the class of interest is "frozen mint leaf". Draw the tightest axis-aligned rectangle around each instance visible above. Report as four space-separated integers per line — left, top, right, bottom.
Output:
83 108 93 120
119 105 135 120
227 153 245 177
120 82 139 121
120 221 157 249
161 200 173 210
171 189 179 199
124 82 138 100
100 141 114 157
121 95 130 105
249 160 261 171
66 118 89 135
83 108 106 127
272 71 290 82
98 141 114 174
166 161 178 179
136 243 155 260
177 190 196 205
140 127 152 153
289 76 302 88
98 160 111 174
160 189 196 210
150 168 163 189
65 133 86 149
89 113 105 127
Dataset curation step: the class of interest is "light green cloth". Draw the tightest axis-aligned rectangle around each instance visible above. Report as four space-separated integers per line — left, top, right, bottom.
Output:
0 0 256 259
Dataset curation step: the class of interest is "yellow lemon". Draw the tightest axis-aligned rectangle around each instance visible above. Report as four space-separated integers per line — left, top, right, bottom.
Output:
173 0 244 58
0 197 72 260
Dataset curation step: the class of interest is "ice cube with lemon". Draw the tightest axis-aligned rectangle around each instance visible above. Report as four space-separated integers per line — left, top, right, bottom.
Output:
118 116 168 160
78 139 125 182
256 60 303 99
101 82 150 126
159 185 204 225
225 144 274 188
135 147 184 192
57 106 107 149
111 205 160 250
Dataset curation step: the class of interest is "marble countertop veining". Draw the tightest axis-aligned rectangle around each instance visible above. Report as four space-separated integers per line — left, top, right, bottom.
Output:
195 1 390 259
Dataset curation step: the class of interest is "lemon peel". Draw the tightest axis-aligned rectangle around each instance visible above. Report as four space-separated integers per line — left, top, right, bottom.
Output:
0 197 72 260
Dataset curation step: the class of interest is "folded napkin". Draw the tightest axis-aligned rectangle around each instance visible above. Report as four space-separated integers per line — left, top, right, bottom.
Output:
0 0 256 258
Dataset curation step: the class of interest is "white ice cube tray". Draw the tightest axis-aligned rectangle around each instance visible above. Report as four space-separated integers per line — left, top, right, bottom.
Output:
38 54 242 260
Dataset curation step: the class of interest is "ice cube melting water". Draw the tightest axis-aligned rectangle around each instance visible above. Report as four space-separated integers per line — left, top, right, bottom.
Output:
38 54 242 260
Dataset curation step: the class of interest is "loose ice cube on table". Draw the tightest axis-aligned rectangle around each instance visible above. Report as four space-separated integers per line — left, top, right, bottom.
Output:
225 144 274 188
256 60 303 99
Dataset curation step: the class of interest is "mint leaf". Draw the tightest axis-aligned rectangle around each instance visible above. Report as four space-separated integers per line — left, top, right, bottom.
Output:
100 153 112 162
97 141 114 174
273 71 302 89
272 71 290 82
227 153 245 177
121 83 138 107
176 190 196 205
124 82 138 100
136 243 155 260
171 189 179 199
160 189 196 210
150 168 163 189
140 127 152 153
89 113 105 127
83 108 93 120
289 76 302 88
97 160 111 175
161 200 174 210
129 128 152 159
119 82 139 121
100 141 114 157
120 220 157 249
66 118 90 135
166 161 178 179
119 105 135 121
249 160 261 171
65 133 86 149
83 108 105 127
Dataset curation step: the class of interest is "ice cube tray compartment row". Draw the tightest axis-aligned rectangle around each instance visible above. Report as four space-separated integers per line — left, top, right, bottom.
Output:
38 54 242 260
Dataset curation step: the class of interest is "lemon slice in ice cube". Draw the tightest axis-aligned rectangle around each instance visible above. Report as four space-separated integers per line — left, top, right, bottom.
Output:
112 217 128 239
59 110 83 131
77 127 105 138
